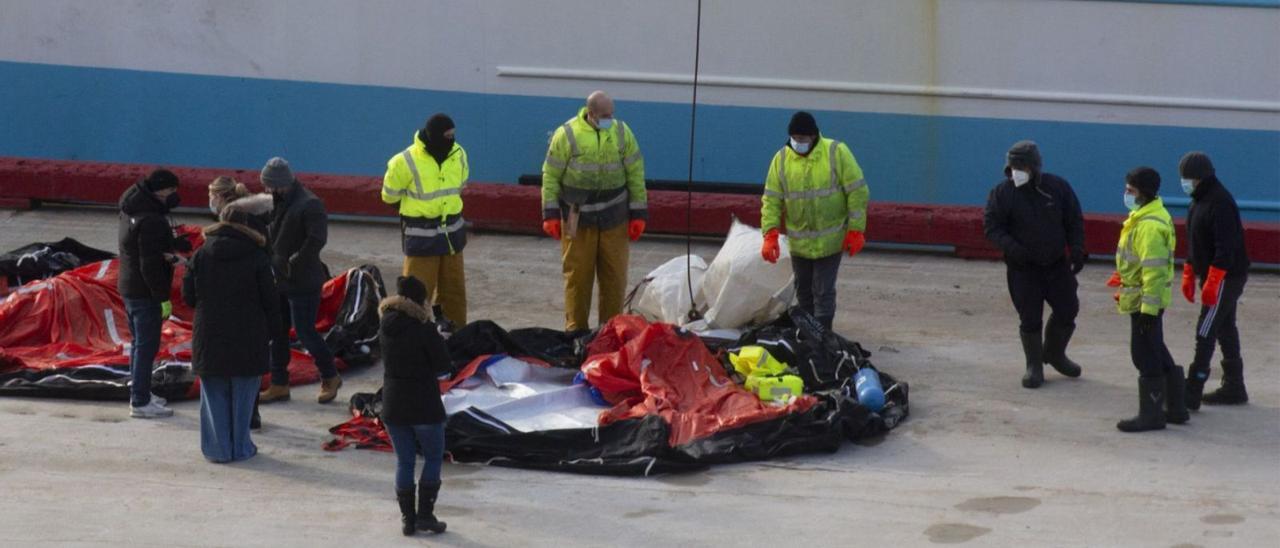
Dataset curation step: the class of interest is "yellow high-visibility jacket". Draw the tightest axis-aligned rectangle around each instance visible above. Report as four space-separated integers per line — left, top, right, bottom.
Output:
1116 197 1175 315
760 137 868 259
541 107 646 229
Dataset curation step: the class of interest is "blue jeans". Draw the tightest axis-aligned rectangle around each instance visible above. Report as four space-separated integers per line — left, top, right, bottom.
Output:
269 292 337 386
386 422 446 490
123 297 162 407
199 375 260 463
792 252 843 330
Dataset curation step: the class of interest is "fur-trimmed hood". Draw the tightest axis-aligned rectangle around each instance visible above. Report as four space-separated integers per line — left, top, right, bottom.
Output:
222 193 274 217
203 221 266 247
379 295 432 323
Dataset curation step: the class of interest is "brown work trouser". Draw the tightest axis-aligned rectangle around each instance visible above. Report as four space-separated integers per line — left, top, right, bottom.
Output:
403 254 467 326
561 222 629 331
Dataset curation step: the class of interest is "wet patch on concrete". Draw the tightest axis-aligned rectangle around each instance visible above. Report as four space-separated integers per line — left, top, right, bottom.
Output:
656 473 711 487
955 496 1040 515
91 414 126 423
2 406 36 415
1200 513 1244 525
436 504 473 517
924 523 991 544
623 508 664 519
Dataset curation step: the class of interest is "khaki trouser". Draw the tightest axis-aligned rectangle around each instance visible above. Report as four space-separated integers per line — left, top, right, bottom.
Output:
403 254 467 326
561 222 629 331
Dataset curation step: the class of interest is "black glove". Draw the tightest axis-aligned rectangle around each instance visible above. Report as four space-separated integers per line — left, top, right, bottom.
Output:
1070 247 1087 274
1136 312 1157 334
171 234 193 253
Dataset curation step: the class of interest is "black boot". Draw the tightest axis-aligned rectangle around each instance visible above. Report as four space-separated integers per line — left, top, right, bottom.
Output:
1165 366 1189 425
1042 320 1082 378
396 488 416 536
417 481 447 534
1186 376 1206 411
250 395 262 430
1202 359 1248 405
1020 331 1044 389
1117 376 1167 433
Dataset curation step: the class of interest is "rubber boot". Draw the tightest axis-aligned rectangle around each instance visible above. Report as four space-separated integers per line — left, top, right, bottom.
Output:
396 488 416 536
417 481 447 533
1117 376 1167 433
1042 320 1082 378
1202 358 1248 405
250 394 262 430
1186 376 1206 411
1165 366 1189 425
1020 330 1044 389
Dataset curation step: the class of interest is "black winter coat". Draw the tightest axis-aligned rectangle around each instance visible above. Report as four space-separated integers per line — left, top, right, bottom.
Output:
117 181 178 300
984 172 1085 268
1187 176 1250 279
268 183 330 294
182 223 280 378
379 296 449 425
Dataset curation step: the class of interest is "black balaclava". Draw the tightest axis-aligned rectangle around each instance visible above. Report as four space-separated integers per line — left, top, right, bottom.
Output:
420 113 456 166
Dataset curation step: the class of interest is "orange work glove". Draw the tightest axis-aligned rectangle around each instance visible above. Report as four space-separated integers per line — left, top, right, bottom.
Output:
542 219 562 241
1200 266 1227 306
628 219 646 242
761 228 781 264
1105 271 1122 288
843 230 865 257
1181 263 1196 303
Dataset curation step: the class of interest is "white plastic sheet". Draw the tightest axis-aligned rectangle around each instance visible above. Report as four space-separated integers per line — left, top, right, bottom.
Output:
629 254 707 325
442 357 603 432
696 219 795 329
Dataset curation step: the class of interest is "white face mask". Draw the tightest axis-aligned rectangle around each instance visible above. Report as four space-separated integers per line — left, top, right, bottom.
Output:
1011 170 1031 187
209 199 219 215
1181 178 1196 195
595 117 614 130
1124 192 1139 211
790 138 811 154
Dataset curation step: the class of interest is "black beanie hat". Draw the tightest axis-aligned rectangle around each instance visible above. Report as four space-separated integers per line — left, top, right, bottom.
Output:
1179 151 1215 180
143 169 180 193
1126 166 1161 199
1004 140 1043 176
424 113 455 140
788 111 819 137
396 275 428 307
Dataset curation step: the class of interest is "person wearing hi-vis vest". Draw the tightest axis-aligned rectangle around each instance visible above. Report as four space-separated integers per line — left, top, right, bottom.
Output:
759 111 869 331
1106 167 1188 433
382 113 470 327
541 91 647 331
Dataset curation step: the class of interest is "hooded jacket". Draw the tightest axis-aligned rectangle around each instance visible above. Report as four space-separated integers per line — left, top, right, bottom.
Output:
268 182 330 294
379 295 450 425
983 142 1085 268
1187 175 1250 279
117 180 178 300
182 195 280 378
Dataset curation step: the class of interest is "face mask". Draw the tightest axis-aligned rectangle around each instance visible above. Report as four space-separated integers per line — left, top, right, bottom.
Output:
596 117 614 130
1181 178 1195 195
209 199 218 215
1124 193 1138 211
1011 170 1031 187
164 193 181 209
790 138 811 154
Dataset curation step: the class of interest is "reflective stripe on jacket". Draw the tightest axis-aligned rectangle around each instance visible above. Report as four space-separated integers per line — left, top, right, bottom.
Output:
1116 197 1175 315
541 107 646 228
760 137 868 259
383 133 469 256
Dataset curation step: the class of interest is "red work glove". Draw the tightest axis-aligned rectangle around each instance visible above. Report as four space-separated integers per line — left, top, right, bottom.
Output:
761 229 781 264
1200 266 1227 306
1105 271 1122 288
542 219 562 241
628 219 646 242
843 230 865 257
1181 263 1196 303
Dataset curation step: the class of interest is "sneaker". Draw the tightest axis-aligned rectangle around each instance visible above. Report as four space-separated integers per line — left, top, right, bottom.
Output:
130 400 174 419
150 393 167 407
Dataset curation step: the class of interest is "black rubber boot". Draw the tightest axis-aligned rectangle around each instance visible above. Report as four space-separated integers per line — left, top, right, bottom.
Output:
250 395 262 430
1117 376 1167 433
396 488 416 536
1202 359 1248 405
1186 377 1205 411
417 481 447 534
1165 366 1189 425
1020 330 1044 389
1042 319 1082 378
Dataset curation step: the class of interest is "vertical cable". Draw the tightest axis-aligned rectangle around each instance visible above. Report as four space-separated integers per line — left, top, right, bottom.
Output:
685 0 703 322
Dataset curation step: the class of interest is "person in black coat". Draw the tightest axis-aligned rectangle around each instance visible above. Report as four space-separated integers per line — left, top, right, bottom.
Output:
1178 152 1251 407
182 195 279 463
117 168 187 418
984 140 1086 389
256 157 342 404
381 276 450 536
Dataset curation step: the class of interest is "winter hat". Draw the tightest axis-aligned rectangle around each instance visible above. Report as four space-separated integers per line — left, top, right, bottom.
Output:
787 111 819 137
396 275 428 307
1004 140 1043 176
1126 166 1161 199
143 169 180 192
1179 151 1215 180
423 113 455 141
260 157 295 190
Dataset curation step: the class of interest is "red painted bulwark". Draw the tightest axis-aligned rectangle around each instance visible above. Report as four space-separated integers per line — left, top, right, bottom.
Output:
1 157 1276 264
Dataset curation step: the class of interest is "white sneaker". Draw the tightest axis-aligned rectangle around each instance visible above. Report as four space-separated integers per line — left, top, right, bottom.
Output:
150 393 167 406
130 400 174 419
